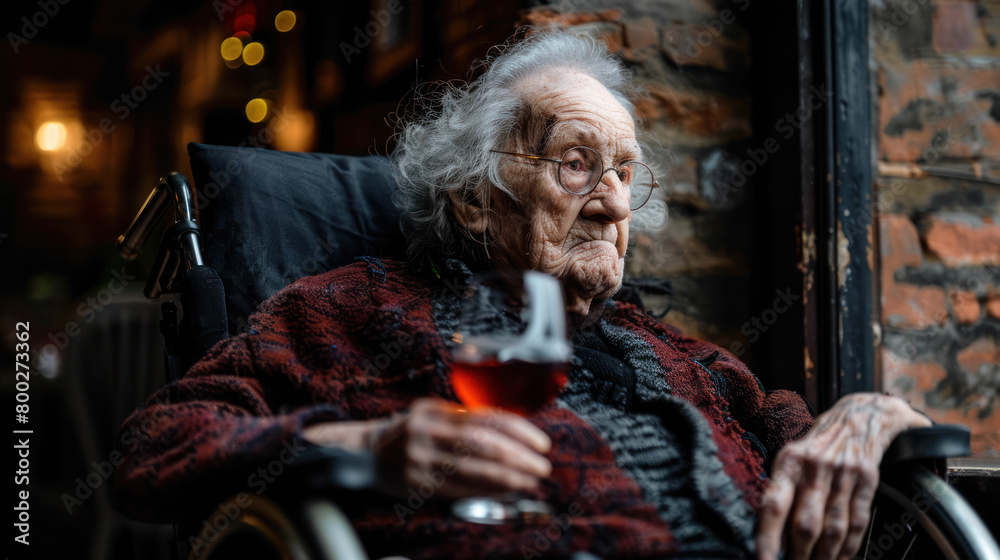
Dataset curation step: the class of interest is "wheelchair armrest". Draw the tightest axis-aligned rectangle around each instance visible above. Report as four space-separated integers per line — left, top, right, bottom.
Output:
273 445 378 496
882 424 971 465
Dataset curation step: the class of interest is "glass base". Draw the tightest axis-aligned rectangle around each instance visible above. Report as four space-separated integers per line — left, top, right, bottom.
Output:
452 496 553 525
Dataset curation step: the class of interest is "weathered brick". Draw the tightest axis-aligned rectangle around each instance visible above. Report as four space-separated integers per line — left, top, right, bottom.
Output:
880 213 924 267
928 405 1000 456
662 154 711 210
519 9 621 28
932 1 992 55
880 214 949 327
987 288 1000 320
661 22 748 72
877 61 1000 162
881 347 949 409
884 344 1000 456
923 215 1000 266
948 288 981 324
957 337 1000 374
599 26 624 55
875 0 1000 457
883 284 949 328
638 82 751 139
623 18 658 51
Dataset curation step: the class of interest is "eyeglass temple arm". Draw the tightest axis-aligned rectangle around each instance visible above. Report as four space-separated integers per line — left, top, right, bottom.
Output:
489 150 563 164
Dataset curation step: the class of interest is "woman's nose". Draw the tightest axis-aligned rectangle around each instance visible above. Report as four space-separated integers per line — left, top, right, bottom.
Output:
581 170 630 223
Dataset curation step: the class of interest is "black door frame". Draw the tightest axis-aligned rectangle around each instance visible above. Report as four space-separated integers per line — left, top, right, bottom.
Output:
750 0 875 412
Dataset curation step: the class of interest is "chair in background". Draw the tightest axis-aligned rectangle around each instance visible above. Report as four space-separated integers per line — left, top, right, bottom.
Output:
62 295 175 560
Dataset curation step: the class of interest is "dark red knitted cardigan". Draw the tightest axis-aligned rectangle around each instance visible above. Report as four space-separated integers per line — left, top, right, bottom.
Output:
112 259 814 559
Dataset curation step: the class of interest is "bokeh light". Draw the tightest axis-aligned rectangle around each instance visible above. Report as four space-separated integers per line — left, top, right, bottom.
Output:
35 122 67 151
220 37 243 61
233 30 252 41
275 10 296 32
245 98 268 123
234 14 256 33
242 42 265 66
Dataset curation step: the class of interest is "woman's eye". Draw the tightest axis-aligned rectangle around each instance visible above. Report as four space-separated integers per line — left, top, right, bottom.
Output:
565 159 584 172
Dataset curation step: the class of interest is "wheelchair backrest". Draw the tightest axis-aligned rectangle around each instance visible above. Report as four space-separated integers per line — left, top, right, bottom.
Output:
188 142 405 335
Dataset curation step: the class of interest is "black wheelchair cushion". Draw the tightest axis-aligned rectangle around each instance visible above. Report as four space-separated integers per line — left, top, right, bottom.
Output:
187 142 404 335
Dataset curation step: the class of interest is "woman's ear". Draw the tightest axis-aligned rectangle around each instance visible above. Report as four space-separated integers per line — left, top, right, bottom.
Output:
449 189 488 234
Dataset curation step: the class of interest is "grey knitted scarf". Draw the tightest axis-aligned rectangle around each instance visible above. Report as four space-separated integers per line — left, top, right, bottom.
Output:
430 260 756 557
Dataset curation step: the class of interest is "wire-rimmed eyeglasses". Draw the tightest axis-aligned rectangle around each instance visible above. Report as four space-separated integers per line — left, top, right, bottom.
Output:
491 146 659 211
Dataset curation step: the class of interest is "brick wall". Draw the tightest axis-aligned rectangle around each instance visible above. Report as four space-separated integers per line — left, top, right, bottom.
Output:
873 0 1000 455
523 1 999 454
522 1 762 363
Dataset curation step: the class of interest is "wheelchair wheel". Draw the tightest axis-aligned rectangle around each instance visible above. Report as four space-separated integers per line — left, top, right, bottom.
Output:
861 464 1000 560
187 494 368 560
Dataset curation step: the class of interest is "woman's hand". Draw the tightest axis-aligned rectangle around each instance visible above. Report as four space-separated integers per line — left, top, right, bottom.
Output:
756 393 933 560
365 398 552 501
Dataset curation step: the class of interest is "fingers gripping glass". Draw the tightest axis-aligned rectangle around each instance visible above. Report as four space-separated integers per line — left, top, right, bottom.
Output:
491 146 659 211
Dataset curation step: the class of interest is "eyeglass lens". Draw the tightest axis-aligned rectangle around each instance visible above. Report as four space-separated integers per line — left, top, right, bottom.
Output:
557 147 655 210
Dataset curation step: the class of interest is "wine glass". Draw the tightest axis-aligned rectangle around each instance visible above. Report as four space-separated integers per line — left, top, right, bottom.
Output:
448 270 572 525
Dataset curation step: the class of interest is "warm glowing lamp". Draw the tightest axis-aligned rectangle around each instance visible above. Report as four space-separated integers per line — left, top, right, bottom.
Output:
275 10 296 32
245 98 268 123
36 121 67 151
243 42 265 66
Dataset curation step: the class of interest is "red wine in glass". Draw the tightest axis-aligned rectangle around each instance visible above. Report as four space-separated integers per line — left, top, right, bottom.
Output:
450 358 568 417
448 270 571 525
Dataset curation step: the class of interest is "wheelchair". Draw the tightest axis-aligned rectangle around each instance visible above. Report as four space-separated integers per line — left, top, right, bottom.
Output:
115 142 1000 560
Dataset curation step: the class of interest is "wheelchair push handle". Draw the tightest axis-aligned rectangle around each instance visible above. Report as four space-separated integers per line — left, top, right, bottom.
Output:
118 172 206 299
117 172 202 267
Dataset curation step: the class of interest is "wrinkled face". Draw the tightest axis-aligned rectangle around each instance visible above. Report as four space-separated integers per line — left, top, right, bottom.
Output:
492 69 636 322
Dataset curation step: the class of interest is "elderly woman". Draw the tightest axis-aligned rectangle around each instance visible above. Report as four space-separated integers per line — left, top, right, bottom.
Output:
113 30 931 560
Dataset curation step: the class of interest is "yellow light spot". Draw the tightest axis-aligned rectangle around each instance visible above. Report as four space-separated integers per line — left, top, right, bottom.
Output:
275 10 296 32
245 98 268 123
220 37 243 61
242 42 265 66
36 122 67 151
